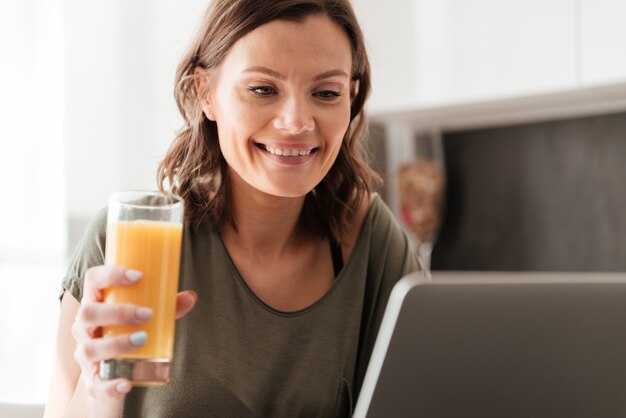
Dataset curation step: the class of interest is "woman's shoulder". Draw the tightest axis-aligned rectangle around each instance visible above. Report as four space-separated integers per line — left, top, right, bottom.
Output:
366 193 401 229
61 207 108 302
76 207 108 256
353 193 396 235
341 192 378 261
349 193 413 257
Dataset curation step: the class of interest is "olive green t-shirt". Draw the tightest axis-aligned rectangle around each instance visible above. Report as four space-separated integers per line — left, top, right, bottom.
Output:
62 194 420 417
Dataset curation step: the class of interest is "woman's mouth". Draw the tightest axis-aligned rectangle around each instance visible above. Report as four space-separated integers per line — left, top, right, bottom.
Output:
255 143 317 157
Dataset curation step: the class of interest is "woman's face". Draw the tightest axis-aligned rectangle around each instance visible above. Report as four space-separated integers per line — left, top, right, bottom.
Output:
204 14 353 198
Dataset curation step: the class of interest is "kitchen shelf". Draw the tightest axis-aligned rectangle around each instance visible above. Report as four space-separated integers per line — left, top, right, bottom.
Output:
368 82 626 132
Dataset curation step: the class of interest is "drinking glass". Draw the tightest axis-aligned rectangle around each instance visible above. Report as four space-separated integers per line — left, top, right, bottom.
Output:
397 132 446 272
100 191 184 386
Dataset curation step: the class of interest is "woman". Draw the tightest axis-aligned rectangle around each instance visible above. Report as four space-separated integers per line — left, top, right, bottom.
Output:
45 0 420 416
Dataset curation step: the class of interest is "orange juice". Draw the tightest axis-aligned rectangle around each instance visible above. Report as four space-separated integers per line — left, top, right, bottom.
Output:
103 220 183 360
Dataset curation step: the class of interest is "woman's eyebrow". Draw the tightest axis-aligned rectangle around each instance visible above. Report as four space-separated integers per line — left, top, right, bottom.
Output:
313 69 349 81
243 66 349 81
244 66 286 80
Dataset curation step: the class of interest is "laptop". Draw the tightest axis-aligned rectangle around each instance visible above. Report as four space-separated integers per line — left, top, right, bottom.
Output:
354 272 626 418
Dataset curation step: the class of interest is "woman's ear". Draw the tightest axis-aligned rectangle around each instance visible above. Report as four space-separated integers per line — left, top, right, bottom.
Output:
194 67 215 121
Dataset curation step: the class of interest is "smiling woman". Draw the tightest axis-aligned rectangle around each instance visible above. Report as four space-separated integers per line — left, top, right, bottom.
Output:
47 1 421 417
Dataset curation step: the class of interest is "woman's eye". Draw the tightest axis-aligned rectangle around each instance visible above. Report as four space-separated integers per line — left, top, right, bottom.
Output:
315 90 341 100
248 86 276 96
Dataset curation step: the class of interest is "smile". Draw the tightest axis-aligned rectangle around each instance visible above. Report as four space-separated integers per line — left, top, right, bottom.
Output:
257 143 316 156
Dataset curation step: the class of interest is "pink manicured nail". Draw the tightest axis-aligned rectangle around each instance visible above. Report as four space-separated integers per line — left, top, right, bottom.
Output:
116 381 131 394
135 307 153 321
125 269 142 283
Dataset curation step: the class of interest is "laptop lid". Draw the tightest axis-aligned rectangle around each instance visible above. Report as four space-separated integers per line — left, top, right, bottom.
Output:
354 272 626 418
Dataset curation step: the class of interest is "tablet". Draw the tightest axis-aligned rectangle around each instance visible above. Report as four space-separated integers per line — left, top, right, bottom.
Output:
354 272 626 418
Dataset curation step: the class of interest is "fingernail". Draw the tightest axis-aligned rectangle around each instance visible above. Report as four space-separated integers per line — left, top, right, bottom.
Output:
129 331 148 347
116 381 132 394
125 269 142 283
135 307 153 321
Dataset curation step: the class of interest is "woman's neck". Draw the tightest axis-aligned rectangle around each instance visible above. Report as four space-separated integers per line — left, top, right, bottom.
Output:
222 170 309 259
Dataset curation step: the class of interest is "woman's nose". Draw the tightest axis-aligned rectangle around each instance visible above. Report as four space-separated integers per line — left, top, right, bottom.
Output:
273 96 315 135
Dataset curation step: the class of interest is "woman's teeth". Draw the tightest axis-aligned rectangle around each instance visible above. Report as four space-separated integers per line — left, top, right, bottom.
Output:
264 145 313 156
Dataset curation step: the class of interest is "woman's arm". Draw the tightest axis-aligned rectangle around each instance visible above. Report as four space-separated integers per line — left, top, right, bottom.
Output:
44 291 82 417
44 291 125 418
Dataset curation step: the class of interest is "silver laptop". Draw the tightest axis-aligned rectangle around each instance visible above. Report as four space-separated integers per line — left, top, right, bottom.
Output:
354 272 626 418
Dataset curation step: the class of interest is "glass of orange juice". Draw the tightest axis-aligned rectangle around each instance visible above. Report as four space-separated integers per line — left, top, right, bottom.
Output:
99 191 184 386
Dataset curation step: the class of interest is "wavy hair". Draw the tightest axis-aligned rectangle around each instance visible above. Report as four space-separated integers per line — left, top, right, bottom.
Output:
158 0 379 243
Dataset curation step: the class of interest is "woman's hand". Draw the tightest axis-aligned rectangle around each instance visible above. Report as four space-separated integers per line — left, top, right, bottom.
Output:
72 265 197 400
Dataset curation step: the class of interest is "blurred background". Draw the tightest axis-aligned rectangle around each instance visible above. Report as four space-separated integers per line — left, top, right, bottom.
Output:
0 0 624 406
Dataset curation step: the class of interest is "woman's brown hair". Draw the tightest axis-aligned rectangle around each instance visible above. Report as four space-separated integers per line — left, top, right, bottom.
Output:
158 0 379 243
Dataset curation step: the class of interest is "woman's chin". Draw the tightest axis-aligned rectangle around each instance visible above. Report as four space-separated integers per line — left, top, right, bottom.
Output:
259 186 314 199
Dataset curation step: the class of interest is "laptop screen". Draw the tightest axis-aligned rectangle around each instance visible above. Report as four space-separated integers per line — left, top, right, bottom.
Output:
355 272 626 418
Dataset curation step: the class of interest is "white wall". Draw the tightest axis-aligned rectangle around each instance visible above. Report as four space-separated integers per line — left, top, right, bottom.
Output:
65 1 122 219
446 0 578 102
0 0 66 404
352 0 422 114
580 0 626 86
65 0 209 223
354 0 583 112
0 0 66 258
